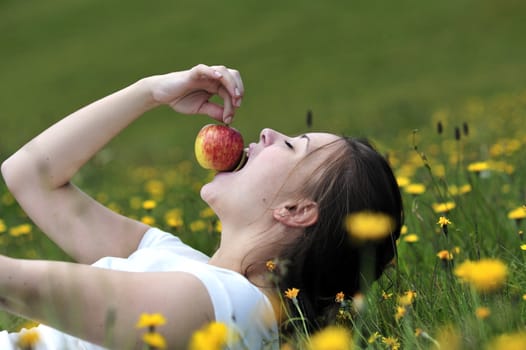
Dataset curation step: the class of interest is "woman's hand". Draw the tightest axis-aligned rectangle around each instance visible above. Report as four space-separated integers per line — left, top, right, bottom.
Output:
150 64 244 124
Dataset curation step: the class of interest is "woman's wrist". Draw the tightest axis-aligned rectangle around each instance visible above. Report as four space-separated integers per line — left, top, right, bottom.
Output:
133 76 163 111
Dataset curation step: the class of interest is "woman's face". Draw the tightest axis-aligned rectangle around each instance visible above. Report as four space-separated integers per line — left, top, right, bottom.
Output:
200 128 340 224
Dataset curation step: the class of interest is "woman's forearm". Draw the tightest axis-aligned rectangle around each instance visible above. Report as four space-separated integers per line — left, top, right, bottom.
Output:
2 77 157 191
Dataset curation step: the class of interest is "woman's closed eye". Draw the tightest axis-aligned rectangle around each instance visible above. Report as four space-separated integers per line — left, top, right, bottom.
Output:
284 140 294 149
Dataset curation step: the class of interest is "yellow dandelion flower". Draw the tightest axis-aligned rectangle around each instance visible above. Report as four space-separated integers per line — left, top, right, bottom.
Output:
368 331 381 344
266 260 276 272
190 220 207 232
475 306 491 319
437 250 454 260
284 288 300 300
454 259 508 293
381 336 400 350
214 220 222 233
433 201 456 213
0 219 6 233
308 326 353 350
344 211 395 241
17 328 40 349
520 244 526 251
396 176 410 187
404 183 426 195
335 292 345 303
522 294 526 301
142 332 166 349
394 306 406 321
136 313 167 329
490 160 515 174
107 202 122 214
166 216 184 229
9 223 32 237
199 207 216 218
164 208 183 229
437 216 452 227
129 196 143 210
467 161 490 173
145 179 165 198
400 225 408 235
403 233 419 243
381 291 393 300
398 290 417 306
141 215 156 226
142 200 157 211
189 322 230 350
435 324 461 350
449 184 472 195
486 331 526 350
508 206 526 220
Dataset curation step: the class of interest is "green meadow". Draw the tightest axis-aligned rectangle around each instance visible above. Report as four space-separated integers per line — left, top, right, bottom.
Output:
1 0 526 348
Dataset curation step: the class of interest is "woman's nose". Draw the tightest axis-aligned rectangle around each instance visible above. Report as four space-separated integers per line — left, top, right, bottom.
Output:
260 128 288 146
260 128 274 146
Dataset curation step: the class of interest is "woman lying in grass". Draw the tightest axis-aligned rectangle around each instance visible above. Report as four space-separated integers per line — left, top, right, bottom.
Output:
0 64 402 349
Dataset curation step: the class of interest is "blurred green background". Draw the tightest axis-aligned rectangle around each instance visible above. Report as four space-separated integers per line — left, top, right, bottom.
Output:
2 0 526 340
2 0 526 168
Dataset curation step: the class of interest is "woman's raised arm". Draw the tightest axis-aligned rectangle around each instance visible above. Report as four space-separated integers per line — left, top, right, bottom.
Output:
1 64 244 263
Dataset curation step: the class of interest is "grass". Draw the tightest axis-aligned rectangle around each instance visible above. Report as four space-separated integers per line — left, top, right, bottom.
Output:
1 0 526 348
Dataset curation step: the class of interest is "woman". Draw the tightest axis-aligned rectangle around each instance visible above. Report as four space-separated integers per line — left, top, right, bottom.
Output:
0 64 402 349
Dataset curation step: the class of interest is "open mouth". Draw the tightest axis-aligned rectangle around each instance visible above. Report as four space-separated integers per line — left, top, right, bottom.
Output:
232 150 248 172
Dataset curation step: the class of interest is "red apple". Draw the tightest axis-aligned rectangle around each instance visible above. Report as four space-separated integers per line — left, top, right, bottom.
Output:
194 124 245 171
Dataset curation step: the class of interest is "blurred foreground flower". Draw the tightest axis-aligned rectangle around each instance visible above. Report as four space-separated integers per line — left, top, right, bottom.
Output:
189 321 231 350
435 324 461 350
486 331 526 350
17 328 40 350
142 332 166 349
345 211 395 240
454 259 508 293
308 326 353 350
136 313 166 330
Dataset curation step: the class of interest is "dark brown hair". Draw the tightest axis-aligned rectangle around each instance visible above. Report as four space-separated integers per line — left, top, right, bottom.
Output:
277 136 403 333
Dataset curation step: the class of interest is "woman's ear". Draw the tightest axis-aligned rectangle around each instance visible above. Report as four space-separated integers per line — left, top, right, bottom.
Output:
272 200 319 227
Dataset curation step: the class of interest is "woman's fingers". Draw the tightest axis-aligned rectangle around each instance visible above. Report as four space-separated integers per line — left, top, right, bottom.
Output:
184 64 244 123
217 85 234 123
203 65 244 111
